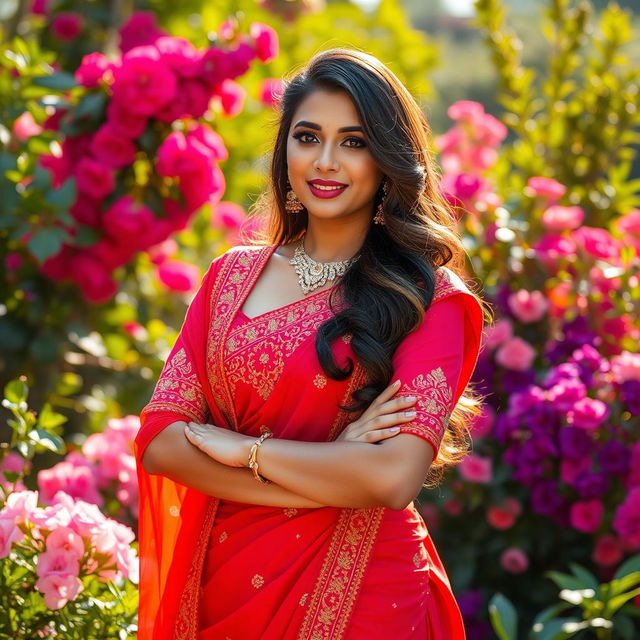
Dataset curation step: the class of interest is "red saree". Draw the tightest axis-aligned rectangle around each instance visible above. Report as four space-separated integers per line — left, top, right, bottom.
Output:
135 244 483 640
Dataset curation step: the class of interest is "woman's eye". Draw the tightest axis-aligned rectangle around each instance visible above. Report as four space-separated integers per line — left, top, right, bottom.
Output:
292 132 366 148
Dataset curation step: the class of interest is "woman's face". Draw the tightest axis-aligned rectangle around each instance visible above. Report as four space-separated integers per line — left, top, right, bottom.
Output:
286 88 384 224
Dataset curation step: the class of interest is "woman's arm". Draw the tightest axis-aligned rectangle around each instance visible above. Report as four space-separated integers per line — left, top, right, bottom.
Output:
142 422 326 508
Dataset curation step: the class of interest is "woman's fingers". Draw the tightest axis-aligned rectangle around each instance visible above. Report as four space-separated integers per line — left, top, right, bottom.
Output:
363 426 402 443
370 379 402 408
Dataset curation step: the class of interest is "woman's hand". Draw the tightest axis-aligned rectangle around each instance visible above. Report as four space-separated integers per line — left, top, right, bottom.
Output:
336 379 418 444
184 422 253 468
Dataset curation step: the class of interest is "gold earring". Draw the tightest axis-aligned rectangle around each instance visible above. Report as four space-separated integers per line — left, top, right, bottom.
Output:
373 179 389 225
285 181 305 213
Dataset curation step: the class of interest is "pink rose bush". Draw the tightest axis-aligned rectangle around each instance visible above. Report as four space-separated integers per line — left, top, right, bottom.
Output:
29 14 278 303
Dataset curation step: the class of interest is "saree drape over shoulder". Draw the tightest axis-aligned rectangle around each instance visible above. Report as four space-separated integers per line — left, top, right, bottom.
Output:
135 244 484 640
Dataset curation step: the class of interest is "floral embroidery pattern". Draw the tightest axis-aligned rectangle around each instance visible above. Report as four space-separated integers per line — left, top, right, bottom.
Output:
142 345 209 424
223 299 335 400
251 574 265 589
313 374 327 389
400 366 453 452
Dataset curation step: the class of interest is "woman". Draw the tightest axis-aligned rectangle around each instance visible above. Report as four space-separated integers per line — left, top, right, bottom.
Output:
135 48 488 640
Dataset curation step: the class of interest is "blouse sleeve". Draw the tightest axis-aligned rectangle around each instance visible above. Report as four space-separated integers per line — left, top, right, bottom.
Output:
136 257 220 456
391 286 483 462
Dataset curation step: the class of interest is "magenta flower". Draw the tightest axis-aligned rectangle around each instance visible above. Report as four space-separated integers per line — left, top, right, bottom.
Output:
533 232 577 267
216 78 246 117
566 397 609 431
187 123 229 161
593 534 623 567
75 157 115 199
118 11 167 53
495 336 536 371
90 124 137 169
526 176 567 201
226 40 256 79
154 36 202 78
69 253 118 303
250 22 279 63
611 351 640 383
75 52 111 88
508 289 549 323
542 205 585 231
613 488 640 550
572 226 621 261
157 260 201 292
102 196 154 239
500 548 529 574
458 453 492 483
569 499 604 533
37 461 103 507
106 98 147 139
111 46 177 116
51 12 83 41
212 201 246 232
157 131 209 178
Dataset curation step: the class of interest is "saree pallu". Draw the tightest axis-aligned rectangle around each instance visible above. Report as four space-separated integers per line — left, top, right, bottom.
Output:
135 244 484 640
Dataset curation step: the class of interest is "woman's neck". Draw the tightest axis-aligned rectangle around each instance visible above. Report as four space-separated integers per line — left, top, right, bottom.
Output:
302 217 369 262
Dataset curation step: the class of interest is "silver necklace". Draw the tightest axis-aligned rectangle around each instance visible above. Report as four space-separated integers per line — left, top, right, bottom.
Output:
289 238 359 294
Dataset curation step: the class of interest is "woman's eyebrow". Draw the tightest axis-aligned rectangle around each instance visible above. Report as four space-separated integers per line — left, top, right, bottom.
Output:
293 120 363 133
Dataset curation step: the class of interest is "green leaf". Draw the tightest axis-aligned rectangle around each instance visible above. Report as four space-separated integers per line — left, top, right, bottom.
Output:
614 554 640 581
530 618 585 640
36 402 67 430
568 562 600 593
16 440 34 458
604 586 640 617
489 592 518 640
2 471 20 483
47 178 77 210
4 378 28 405
73 92 107 121
608 571 640 599
532 601 574 625
27 226 69 264
544 571 585 592
27 428 65 454
32 72 78 91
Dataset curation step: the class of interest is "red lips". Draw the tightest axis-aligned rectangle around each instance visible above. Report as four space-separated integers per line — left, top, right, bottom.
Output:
308 179 348 187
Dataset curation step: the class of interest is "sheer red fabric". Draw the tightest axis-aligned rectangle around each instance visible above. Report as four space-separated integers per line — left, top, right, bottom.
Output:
135 244 483 639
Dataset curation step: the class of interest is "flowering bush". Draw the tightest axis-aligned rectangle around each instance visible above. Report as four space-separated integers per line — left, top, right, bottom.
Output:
0 379 138 636
418 1 640 637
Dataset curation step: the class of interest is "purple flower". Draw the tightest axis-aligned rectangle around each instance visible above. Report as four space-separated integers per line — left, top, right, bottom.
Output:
531 480 566 517
573 471 609 499
559 426 594 460
621 380 640 415
546 377 587 411
458 589 484 617
597 440 631 476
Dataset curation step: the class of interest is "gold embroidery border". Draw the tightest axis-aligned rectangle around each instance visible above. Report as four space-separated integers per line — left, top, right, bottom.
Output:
206 245 276 431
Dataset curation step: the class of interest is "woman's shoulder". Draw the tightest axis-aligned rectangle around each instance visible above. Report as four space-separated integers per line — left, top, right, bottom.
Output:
432 265 479 305
209 243 275 269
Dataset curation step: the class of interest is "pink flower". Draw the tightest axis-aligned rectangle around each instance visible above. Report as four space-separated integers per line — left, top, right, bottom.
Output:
508 289 548 323
533 233 577 266
45 526 85 558
226 40 255 79
500 548 529 574
51 13 83 41
447 101 485 124
157 260 201 292
147 238 178 264
0 453 30 492
37 460 103 507
613 488 640 550
90 124 137 169
570 499 604 533
69 253 118 303
35 573 83 610
106 98 147 139
102 196 154 239
155 78 211 122
212 201 246 231
187 123 228 162
111 46 177 116
75 157 115 199
473 113 508 147
119 12 166 53
66 499 106 540
458 453 492 483
31 0 49 15
572 226 621 261
566 397 609 431
615 209 640 251
593 534 623 567
29 502 72 534
441 173 486 203
0 490 39 526
542 205 584 231
12 112 42 141
250 22 279 63
482 318 513 351
157 131 210 178
70 196 101 227
215 78 246 117
495 337 536 371
259 78 283 107
610 351 640 383
526 176 566 201
36 548 80 579
154 36 201 78
0 518 24 557
75 52 111 88
470 404 495 439
487 498 521 530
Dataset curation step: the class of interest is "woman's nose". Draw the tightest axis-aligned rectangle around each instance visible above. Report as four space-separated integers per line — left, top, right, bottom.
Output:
313 145 339 172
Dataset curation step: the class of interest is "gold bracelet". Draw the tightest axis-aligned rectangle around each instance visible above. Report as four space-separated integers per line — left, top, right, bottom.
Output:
248 431 273 484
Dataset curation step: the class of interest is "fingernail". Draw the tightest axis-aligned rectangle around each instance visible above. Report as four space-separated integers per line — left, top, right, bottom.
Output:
405 410 416 418
406 396 416 402
393 379 401 387
390 426 400 432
